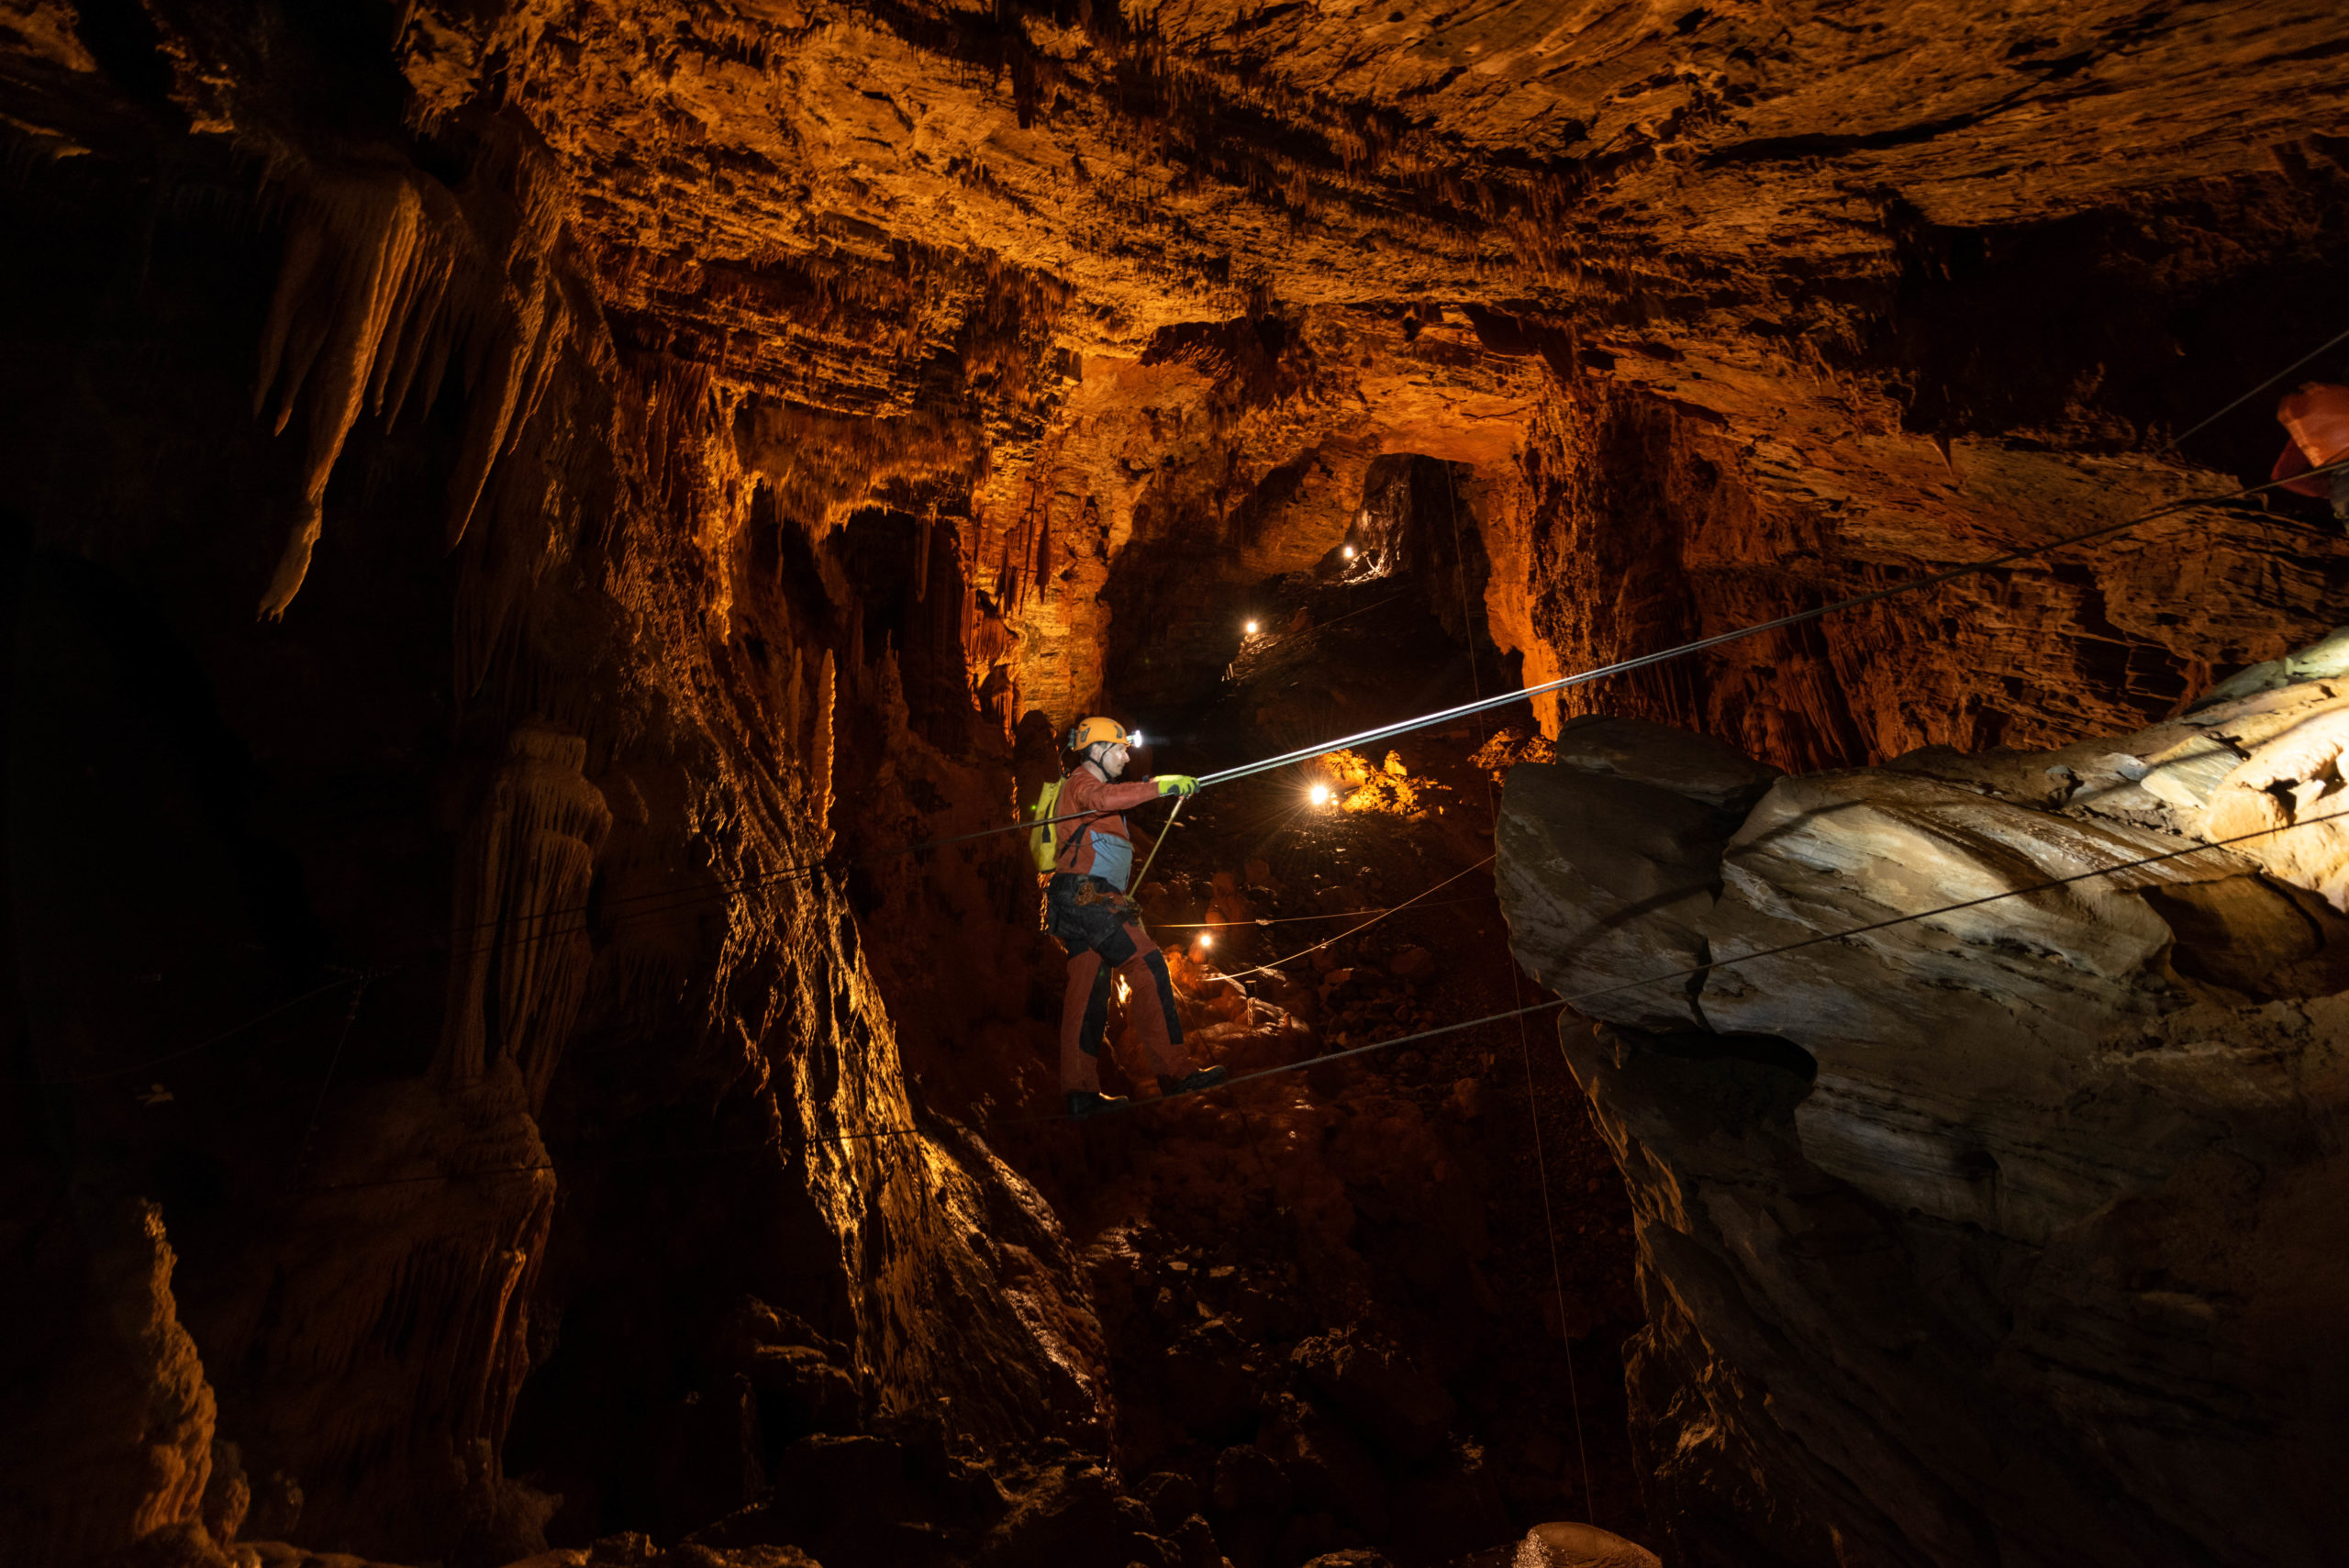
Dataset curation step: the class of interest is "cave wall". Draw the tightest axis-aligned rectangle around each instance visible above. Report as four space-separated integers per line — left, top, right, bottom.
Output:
0 39 1101 1563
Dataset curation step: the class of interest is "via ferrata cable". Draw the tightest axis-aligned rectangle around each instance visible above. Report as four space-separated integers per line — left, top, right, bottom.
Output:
442 455 2349 959
1155 894 1493 929
79 455 2349 1100
1194 458 2349 790
2161 322 2349 454
295 806 2349 1192
43 970 375 1086
1204 853 1496 983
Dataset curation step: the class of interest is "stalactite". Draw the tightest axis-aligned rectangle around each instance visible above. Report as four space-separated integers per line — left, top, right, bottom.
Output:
1031 486 1054 603
252 171 435 619
250 135 584 623
444 271 557 548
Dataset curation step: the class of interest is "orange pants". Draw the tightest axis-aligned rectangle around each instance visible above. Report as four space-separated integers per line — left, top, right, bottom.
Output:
1048 876 1192 1092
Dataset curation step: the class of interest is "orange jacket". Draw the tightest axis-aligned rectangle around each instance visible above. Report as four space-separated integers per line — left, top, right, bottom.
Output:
1054 766 1164 879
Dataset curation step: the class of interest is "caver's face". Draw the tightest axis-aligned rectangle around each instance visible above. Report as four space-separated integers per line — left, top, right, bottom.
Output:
1097 741 1130 777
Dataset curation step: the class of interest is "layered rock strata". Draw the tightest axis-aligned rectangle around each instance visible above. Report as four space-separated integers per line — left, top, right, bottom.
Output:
1498 657 2349 1565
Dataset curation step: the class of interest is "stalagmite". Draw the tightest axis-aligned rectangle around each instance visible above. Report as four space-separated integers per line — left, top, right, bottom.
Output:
809 648 837 846
439 725 614 1108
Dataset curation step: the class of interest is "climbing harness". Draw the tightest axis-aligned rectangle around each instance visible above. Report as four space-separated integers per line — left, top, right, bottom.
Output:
1070 879 1130 909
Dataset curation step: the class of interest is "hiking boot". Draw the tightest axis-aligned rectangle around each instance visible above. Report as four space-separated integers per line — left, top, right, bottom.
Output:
1163 1066 1229 1097
1065 1090 1129 1120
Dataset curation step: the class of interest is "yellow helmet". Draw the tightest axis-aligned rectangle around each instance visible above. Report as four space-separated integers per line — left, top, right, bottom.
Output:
1066 716 1130 751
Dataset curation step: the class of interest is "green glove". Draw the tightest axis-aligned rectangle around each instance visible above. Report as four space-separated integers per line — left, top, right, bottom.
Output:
1153 774 1199 797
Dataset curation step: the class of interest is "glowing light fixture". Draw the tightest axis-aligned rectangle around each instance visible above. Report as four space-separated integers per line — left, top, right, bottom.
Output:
1244 619 1260 636
1341 545 1356 560
1130 730 1145 747
1198 933 1215 949
1308 783 1331 806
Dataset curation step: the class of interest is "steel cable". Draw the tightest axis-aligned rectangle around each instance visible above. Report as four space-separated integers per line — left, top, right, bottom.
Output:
1196 459 2349 789
295 805 2349 1192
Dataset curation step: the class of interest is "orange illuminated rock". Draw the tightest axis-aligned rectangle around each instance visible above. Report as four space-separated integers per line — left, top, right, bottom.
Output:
2274 382 2349 498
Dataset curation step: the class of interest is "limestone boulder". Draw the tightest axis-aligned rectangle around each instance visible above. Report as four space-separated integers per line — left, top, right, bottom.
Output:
1550 717 1784 814
1289 1329 1455 1463
1499 686 2349 1566
1515 1519 1662 1568
1496 763 1738 1033
2200 692 2349 910
1697 768 2314 1240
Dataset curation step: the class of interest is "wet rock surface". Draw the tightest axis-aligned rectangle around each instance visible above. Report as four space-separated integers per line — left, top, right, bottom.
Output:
1498 646 2349 1565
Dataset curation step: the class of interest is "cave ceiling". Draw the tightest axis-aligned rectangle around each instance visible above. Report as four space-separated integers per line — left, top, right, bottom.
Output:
6 0 2348 742
18 1 2341 427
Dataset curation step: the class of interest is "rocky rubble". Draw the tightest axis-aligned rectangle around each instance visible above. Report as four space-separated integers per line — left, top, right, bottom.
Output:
1497 644 2349 1565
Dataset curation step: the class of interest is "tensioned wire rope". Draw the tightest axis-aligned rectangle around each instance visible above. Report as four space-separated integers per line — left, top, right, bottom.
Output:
81 451 2349 1091
295 804 2349 1192
1202 853 1497 982
2164 320 2349 453
440 453 2349 955
383 451 2349 975
45 968 387 1086
74 326 2349 1084
1155 895 1493 929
